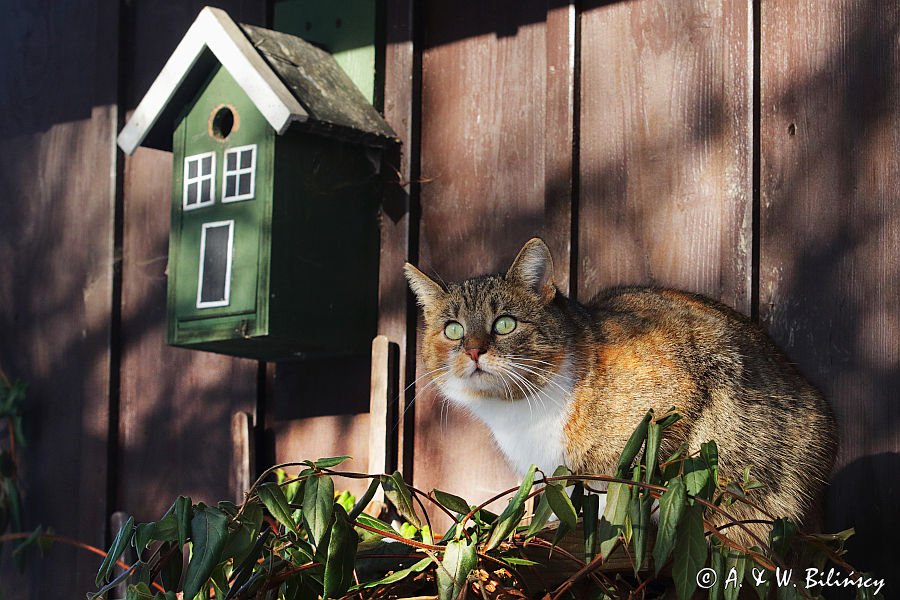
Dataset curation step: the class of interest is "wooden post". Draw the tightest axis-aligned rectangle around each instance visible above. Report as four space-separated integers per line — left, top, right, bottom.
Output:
230 411 255 505
369 335 399 501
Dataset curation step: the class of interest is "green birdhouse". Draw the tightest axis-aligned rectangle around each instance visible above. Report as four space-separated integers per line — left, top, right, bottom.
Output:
118 7 397 360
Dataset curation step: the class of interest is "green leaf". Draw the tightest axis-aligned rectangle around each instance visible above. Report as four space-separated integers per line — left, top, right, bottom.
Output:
259 482 300 536
355 512 395 535
399 522 418 538
336 490 353 513
583 493 600 562
701 441 719 486
96 516 134 587
175 496 192 549
663 442 688 470
433 489 471 517
125 582 154 600
158 542 183 592
628 491 651 573
744 559 771 600
313 456 351 469
283 477 303 505
134 513 178 554
485 464 536 551
348 478 380 521
221 521 255 563
769 518 797 559
437 537 477 600
598 481 632 558
503 556 541 566
210 563 229 600
3 477 21 533
243 499 265 527
709 542 724 600
526 493 553 538
672 503 707 600
223 531 270 600
684 457 711 498
380 472 421 529
723 550 746 600
777 580 799 600
227 502 263 564
544 482 578 530
656 411 682 430
525 466 570 538
323 505 359 599
304 474 337 548
182 504 229 600
644 422 661 482
653 476 686 574
353 556 433 590
616 411 652 476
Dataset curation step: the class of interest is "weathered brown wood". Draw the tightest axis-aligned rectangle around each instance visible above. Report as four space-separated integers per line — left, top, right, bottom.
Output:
759 0 900 577
268 356 374 497
382 0 417 481
544 1 577 297
118 147 258 519
117 1 266 522
578 0 753 312
368 336 398 483
413 2 576 523
0 0 119 595
230 412 254 504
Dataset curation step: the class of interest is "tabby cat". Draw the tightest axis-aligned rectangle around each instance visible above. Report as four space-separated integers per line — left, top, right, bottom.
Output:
405 238 836 542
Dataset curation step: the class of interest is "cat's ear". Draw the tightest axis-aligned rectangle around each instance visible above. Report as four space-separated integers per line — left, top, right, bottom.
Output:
506 238 555 302
404 263 445 307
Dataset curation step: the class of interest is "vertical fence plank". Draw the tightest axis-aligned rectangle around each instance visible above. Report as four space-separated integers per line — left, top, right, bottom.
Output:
0 0 120 595
369 336 398 500
413 2 575 519
578 0 753 311
759 0 900 576
230 412 254 504
382 0 417 476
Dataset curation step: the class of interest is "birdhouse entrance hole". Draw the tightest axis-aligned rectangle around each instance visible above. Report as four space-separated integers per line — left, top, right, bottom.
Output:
211 105 236 140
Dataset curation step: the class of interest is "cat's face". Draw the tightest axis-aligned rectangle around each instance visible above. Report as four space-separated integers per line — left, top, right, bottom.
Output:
405 239 572 404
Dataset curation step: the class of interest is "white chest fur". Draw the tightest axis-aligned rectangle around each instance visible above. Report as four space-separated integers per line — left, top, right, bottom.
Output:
439 363 574 476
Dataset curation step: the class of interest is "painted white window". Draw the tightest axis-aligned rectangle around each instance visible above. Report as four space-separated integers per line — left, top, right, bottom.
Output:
197 220 234 308
222 144 257 202
183 152 216 210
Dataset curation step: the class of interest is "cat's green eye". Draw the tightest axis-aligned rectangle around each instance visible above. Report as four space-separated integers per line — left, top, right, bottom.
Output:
493 316 517 335
444 321 465 340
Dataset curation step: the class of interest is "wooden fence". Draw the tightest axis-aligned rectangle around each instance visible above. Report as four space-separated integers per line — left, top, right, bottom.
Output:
0 1 897 595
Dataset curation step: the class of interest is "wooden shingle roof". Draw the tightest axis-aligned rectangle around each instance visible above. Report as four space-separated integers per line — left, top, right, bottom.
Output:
118 6 397 155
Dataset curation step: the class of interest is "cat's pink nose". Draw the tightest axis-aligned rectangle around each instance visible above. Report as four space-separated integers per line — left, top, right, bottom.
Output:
465 348 484 362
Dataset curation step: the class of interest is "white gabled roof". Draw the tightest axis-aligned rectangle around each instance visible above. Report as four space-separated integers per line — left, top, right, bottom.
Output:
119 8 309 155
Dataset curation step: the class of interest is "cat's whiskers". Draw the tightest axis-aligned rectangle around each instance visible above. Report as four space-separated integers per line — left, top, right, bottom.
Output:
502 365 554 413
511 364 570 392
495 364 536 418
505 362 572 413
505 356 576 383
403 365 452 395
493 368 516 402
506 362 573 400
406 368 452 419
